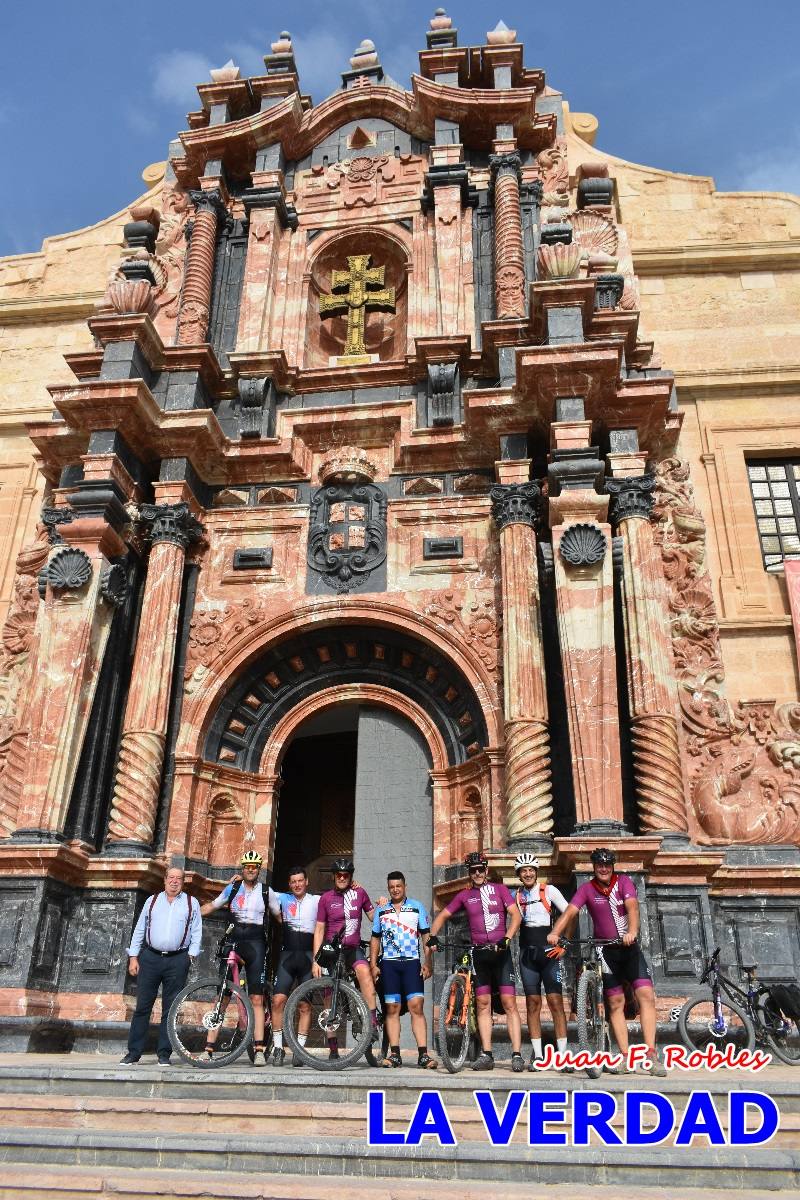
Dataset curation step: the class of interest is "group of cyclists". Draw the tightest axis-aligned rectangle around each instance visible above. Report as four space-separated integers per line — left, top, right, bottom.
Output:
195 843 666 1074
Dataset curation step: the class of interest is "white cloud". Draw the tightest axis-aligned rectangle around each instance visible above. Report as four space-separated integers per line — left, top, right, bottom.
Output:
152 50 213 106
737 137 800 197
124 104 157 137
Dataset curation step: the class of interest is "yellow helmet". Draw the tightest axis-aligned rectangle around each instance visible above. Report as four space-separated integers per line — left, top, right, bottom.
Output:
240 850 263 867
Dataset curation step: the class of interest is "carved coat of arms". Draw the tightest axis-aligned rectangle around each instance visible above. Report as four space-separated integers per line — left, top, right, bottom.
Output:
307 483 387 593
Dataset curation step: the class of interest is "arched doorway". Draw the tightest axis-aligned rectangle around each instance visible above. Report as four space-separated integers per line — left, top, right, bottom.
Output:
271 702 433 912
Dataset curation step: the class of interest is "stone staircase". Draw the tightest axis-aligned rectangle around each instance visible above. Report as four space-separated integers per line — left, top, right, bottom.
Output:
0 1053 798 1197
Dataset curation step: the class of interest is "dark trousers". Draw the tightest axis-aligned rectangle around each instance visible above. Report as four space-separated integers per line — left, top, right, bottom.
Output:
127 946 190 1058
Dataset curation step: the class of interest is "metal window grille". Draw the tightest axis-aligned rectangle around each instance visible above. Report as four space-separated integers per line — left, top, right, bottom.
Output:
747 459 800 571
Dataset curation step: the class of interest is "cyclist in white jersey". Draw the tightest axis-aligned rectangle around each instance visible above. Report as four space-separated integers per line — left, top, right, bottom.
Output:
513 853 571 1069
268 866 320 1067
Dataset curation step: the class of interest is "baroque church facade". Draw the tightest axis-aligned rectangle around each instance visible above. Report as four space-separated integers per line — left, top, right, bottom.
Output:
0 13 799 1038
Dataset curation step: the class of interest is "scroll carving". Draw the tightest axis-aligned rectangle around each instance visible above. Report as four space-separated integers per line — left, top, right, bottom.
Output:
652 457 800 844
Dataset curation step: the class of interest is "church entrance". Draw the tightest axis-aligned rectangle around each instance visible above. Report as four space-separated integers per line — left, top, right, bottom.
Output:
271 703 433 911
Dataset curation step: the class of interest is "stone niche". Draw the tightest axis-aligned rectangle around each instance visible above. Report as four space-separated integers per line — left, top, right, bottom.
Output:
304 228 409 368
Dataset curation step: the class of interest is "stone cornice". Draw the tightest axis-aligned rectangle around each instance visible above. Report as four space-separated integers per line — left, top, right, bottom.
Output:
0 291 104 326
633 239 800 276
676 364 800 399
173 77 557 186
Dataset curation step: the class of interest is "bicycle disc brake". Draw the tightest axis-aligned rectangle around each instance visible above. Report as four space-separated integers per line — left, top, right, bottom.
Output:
201 1010 225 1031
317 1007 342 1036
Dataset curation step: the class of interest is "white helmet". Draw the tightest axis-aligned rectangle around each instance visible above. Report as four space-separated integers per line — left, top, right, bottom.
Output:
514 853 539 875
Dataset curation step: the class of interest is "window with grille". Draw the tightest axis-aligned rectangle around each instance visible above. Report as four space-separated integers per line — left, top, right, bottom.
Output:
747 460 800 570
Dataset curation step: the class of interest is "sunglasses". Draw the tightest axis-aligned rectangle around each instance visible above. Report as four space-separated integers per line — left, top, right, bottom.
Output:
468 866 487 874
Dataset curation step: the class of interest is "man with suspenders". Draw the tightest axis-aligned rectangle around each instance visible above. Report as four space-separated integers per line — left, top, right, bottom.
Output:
513 853 571 1069
122 865 202 1065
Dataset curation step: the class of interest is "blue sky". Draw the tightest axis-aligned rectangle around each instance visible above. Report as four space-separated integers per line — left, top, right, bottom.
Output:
1 1 799 258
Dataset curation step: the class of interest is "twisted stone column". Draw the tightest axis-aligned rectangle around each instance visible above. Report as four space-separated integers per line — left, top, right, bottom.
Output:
176 190 226 346
107 503 203 847
608 477 688 834
490 483 553 842
490 153 525 319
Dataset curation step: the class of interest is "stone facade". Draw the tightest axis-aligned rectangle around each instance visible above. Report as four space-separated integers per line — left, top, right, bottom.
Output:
1 17 799 1037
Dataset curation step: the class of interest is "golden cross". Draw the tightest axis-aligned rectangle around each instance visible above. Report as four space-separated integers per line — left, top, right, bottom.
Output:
319 254 396 358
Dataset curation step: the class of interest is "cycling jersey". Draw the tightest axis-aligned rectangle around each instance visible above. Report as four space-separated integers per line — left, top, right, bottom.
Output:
571 873 637 940
446 882 515 946
316 885 372 948
372 899 429 960
268 889 319 951
212 880 266 925
515 883 568 947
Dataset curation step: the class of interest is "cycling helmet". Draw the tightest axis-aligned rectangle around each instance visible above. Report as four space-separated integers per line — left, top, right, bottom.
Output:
332 857 355 875
590 847 615 866
240 850 263 867
514 853 539 876
464 851 489 870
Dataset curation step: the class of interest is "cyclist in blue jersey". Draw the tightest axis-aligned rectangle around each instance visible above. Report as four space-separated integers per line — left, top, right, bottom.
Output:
370 871 437 1069
268 866 320 1067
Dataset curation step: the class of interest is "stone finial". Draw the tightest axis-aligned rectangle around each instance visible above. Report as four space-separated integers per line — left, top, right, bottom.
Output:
430 7 452 29
350 38 379 70
210 59 240 83
487 20 516 45
271 30 293 54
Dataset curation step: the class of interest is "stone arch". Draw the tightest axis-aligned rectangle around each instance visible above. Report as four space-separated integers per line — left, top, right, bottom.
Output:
203 621 489 773
302 224 411 367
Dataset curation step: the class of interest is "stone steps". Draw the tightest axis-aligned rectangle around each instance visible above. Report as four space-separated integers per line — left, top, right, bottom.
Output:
0 1055 798 1191
2 1089 799 1147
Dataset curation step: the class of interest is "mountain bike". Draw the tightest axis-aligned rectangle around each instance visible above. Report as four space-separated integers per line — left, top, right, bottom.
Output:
677 947 800 1064
168 923 267 1068
436 942 479 1073
281 932 374 1070
566 936 625 1079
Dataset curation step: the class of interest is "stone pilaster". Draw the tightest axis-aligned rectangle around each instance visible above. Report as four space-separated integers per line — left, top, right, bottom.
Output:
550 489 624 832
490 151 526 319
607 475 688 835
14 517 125 839
490 479 552 843
176 190 226 346
107 502 203 849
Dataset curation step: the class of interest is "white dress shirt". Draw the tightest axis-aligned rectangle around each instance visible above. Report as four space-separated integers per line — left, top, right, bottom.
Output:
127 891 202 956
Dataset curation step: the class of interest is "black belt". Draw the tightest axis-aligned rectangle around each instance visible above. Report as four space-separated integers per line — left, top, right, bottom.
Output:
144 944 188 957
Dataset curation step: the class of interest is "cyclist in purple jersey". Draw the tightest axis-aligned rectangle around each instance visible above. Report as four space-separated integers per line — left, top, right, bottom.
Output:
429 851 524 1072
312 858 378 1057
548 847 666 1076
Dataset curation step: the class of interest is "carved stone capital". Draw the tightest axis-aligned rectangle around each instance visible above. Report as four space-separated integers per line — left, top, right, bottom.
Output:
489 152 522 183
188 189 228 222
41 506 73 545
490 482 541 531
140 502 204 549
606 475 656 526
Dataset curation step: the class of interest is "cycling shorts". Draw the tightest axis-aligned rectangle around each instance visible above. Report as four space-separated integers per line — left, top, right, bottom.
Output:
600 943 653 996
472 944 515 997
519 944 563 996
381 958 424 1004
274 949 313 997
231 926 267 994
343 944 369 971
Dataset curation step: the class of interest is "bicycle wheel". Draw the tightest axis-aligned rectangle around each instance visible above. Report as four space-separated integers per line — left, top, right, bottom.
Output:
282 977 372 1069
438 972 474 1074
678 992 756 1054
168 979 255 1068
758 994 800 1064
576 970 606 1079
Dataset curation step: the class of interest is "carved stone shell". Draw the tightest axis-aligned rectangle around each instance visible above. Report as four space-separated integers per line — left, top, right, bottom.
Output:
559 523 607 566
100 563 128 608
47 547 92 591
106 279 153 316
569 210 619 257
537 241 582 280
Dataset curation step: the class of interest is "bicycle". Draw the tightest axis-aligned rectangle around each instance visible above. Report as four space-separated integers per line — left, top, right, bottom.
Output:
281 932 375 1070
436 942 479 1073
677 947 800 1065
564 936 626 1079
167 923 264 1068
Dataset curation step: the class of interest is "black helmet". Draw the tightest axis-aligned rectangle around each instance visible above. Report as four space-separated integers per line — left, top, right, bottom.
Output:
332 857 355 875
590 847 616 866
464 851 488 870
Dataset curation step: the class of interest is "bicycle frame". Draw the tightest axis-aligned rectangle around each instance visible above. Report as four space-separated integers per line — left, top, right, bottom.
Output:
444 945 475 1031
699 948 785 1041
